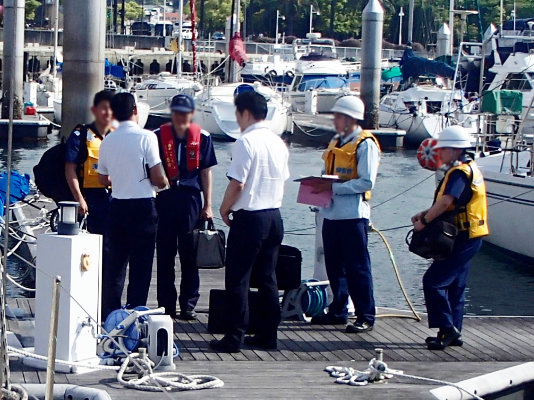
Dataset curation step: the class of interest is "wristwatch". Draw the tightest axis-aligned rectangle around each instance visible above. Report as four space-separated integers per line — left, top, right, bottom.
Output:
421 216 429 226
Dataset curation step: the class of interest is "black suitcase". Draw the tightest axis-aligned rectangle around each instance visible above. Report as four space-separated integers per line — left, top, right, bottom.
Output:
250 244 302 291
207 289 260 334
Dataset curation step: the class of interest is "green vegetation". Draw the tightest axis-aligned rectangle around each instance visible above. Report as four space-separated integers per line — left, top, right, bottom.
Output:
25 0 41 21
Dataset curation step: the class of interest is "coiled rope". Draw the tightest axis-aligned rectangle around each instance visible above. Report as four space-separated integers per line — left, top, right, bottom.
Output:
117 352 224 392
324 357 484 400
1 385 28 400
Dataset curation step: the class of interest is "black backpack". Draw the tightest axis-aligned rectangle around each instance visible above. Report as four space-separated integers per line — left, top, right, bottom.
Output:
33 141 75 204
33 124 88 204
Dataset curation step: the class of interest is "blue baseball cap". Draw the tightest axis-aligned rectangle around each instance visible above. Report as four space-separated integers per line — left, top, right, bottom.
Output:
170 94 195 113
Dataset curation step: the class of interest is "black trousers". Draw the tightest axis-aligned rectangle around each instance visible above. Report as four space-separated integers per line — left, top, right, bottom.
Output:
102 198 157 319
83 189 111 317
156 186 202 316
322 218 376 324
224 209 284 345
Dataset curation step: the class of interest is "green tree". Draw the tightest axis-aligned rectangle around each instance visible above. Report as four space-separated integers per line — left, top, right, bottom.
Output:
124 0 143 21
25 0 41 21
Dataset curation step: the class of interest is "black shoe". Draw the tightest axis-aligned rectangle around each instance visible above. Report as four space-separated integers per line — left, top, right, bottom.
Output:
209 337 241 353
310 313 348 325
178 310 197 321
427 327 461 350
346 320 374 334
425 335 463 347
244 335 277 350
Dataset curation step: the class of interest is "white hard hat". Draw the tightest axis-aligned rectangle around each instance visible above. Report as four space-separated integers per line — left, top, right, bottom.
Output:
331 96 365 120
434 125 472 149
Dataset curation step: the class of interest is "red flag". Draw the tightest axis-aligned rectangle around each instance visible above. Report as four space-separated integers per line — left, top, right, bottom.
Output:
229 32 248 67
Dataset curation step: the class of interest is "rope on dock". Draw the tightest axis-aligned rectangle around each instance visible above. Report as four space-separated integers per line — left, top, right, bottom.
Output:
371 224 422 321
1 385 28 400
324 357 485 400
117 352 224 392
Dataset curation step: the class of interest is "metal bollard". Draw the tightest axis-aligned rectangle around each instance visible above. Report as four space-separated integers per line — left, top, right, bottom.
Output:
45 276 62 400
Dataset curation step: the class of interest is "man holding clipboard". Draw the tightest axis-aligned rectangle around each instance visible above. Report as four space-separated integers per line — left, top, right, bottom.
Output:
308 96 380 333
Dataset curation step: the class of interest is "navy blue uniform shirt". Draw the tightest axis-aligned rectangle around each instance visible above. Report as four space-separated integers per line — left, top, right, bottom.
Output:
154 126 217 191
64 122 106 165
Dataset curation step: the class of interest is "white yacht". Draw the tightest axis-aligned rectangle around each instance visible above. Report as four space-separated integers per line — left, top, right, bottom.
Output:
379 85 478 145
133 72 203 117
287 55 359 113
486 52 534 134
194 82 290 140
477 148 534 259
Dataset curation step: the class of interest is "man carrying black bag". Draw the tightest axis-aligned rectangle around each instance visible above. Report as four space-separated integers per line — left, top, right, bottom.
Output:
411 126 489 351
209 91 289 353
154 94 217 320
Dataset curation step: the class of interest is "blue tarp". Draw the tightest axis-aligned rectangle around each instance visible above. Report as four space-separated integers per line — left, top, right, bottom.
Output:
400 49 455 81
105 59 126 79
0 171 31 216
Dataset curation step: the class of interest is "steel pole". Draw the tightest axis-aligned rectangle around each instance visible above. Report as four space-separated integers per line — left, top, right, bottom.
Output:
275 10 279 45
52 0 60 80
449 0 454 56
309 5 313 34
61 0 106 139
177 0 184 78
360 0 384 129
407 0 414 43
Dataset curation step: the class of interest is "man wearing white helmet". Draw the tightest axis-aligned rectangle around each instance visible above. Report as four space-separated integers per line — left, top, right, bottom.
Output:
411 125 489 350
310 96 380 334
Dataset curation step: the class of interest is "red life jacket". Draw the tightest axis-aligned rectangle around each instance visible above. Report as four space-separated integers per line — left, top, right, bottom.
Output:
158 123 201 181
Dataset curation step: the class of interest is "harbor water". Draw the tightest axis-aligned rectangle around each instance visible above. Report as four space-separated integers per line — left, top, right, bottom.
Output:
2 133 533 316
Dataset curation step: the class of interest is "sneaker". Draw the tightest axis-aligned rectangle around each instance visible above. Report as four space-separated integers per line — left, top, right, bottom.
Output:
425 334 463 347
209 337 241 353
427 327 461 350
244 335 277 350
178 310 197 321
310 313 348 325
346 319 374 334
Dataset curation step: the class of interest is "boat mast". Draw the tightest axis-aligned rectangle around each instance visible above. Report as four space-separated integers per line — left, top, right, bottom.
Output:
52 0 59 81
448 0 454 56
407 0 414 43
177 0 184 79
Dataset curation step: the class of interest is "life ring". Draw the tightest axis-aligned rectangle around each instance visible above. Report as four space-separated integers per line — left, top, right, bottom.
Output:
267 69 278 77
417 138 441 171
285 70 295 79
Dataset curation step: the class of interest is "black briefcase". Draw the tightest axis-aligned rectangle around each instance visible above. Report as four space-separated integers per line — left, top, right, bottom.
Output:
250 244 302 291
207 289 259 334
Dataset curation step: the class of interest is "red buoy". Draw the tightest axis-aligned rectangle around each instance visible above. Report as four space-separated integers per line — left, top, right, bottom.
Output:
417 138 441 171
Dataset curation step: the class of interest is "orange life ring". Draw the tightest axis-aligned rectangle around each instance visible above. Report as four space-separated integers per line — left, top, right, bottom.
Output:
417 138 441 171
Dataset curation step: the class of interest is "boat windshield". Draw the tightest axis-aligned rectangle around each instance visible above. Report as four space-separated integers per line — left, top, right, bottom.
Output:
295 75 357 91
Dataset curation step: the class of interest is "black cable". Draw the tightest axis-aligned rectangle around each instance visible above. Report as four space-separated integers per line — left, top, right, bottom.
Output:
373 173 434 209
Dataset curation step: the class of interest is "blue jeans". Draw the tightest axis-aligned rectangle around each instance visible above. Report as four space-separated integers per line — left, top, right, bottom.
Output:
423 234 482 331
322 218 375 324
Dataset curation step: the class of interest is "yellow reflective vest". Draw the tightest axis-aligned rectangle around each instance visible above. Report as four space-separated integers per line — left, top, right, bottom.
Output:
322 130 381 201
82 127 105 189
435 161 489 239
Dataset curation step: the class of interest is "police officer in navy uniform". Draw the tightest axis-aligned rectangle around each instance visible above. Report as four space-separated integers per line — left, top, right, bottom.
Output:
65 90 114 316
154 94 217 320
412 126 489 350
310 96 380 334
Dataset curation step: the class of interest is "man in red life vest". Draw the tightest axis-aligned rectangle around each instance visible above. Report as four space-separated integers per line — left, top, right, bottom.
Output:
154 94 217 320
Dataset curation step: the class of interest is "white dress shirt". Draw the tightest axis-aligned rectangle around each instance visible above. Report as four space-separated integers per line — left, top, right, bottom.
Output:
98 120 161 199
227 121 290 211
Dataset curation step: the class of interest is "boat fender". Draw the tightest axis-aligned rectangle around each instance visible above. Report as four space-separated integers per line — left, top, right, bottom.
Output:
417 138 441 171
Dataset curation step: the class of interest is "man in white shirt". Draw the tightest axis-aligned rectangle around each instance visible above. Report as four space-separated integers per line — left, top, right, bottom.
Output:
210 91 289 353
98 93 168 318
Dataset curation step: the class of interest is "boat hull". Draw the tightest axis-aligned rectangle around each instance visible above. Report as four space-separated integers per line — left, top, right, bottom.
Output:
482 171 534 259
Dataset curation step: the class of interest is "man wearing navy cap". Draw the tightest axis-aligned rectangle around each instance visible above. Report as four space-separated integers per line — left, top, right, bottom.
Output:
154 94 217 320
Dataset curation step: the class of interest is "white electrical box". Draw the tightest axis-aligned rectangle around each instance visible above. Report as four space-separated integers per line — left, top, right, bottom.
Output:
33 233 102 366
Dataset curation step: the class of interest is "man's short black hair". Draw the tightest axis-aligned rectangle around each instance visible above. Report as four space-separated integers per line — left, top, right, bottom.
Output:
111 92 136 122
93 90 114 107
234 91 268 121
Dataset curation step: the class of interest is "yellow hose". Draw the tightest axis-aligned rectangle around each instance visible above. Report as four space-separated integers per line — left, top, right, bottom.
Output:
370 224 422 322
